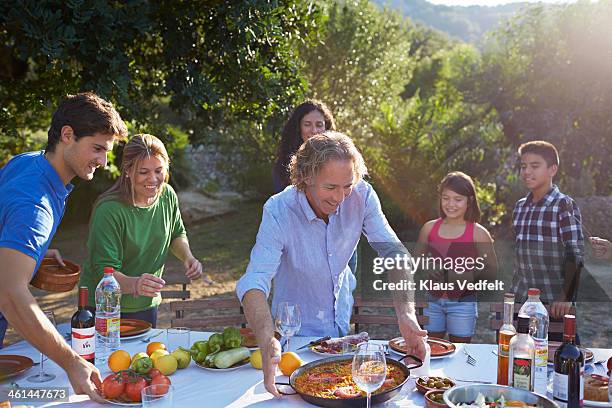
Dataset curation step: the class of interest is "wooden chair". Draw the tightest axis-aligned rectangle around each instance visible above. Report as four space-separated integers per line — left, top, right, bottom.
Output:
351 296 429 334
490 302 575 342
160 275 191 319
169 297 247 331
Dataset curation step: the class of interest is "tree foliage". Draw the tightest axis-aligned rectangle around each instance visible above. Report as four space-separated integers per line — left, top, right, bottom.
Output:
478 2 612 196
0 0 323 164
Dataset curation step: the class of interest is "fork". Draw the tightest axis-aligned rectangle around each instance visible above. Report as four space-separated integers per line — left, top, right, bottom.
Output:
140 330 163 343
463 346 477 366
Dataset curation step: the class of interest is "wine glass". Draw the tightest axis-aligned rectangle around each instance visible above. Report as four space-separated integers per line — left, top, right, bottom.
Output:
274 302 301 352
27 310 56 383
352 342 386 408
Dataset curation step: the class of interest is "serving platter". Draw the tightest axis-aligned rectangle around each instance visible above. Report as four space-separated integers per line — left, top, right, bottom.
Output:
120 319 152 339
0 355 34 381
389 336 456 359
194 358 250 372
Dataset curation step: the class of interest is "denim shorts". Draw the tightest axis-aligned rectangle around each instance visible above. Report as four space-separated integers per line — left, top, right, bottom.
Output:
424 294 478 338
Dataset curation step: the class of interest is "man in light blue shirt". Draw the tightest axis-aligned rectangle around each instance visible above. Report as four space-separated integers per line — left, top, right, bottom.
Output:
236 131 427 397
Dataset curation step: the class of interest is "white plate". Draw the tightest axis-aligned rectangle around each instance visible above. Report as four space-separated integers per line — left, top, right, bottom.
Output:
388 345 456 360
194 359 250 371
309 345 354 357
105 398 141 406
584 400 612 407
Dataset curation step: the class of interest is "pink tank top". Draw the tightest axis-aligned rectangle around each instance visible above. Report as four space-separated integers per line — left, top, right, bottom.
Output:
427 218 478 299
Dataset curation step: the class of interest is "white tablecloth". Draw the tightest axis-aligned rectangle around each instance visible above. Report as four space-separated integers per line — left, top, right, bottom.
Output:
1 326 611 407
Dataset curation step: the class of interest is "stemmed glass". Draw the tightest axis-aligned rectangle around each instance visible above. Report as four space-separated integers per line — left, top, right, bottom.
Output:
27 310 56 383
274 302 301 352
352 342 387 408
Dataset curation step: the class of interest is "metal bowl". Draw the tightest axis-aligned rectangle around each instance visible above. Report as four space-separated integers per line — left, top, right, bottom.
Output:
443 384 559 408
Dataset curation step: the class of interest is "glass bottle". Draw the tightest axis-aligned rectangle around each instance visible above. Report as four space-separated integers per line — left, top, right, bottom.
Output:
497 293 516 385
509 314 535 391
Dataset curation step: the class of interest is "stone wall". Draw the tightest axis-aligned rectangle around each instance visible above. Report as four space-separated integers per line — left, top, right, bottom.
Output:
183 144 240 192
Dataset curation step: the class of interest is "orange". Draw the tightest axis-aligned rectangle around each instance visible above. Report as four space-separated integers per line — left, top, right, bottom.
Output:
147 341 167 356
279 352 303 376
108 349 131 373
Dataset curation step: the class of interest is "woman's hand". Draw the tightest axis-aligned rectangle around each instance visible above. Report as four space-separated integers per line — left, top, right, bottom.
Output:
134 273 165 297
590 236 612 261
184 256 203 280
44 249 65 266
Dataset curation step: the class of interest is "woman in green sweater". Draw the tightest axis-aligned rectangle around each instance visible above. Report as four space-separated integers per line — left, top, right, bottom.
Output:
79 134 202 326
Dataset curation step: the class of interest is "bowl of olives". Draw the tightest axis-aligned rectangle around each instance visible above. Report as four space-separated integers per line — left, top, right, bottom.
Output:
425 389 448 408
416 376 455 394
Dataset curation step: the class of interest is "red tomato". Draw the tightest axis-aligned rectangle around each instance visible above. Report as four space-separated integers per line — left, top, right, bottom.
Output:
102 374 125 399
150 374 172 395
148 368 162 379
125 377 147 402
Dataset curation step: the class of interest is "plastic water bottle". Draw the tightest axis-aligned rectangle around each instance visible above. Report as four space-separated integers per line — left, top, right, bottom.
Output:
95 267 121 367
519 288 549 395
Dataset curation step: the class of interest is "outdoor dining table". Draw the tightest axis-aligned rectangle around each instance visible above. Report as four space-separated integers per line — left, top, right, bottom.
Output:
1 325 611 407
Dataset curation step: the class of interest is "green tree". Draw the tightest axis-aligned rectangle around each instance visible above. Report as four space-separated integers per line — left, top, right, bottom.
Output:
373 44 506 227
479 2 612 196
0 0 323 163
300 0 415 143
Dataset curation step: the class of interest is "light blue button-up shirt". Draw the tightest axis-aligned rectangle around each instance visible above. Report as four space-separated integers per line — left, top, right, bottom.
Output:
236 179 405 337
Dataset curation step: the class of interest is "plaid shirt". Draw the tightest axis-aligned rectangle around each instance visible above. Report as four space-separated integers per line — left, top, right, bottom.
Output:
511 185 584 303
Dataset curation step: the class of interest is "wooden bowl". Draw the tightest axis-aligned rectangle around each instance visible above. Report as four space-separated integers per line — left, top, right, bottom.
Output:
425 390 448 408
30 258 81 292
416 376 455 394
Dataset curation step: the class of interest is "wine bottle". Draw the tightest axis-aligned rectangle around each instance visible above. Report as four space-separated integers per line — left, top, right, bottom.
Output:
553 314 584 408
71 286 96 364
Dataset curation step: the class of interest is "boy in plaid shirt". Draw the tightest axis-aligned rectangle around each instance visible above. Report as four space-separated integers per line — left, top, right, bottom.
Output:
511 141 584 321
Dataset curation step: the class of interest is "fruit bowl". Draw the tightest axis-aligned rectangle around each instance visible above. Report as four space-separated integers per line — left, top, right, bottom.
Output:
30 258 81 292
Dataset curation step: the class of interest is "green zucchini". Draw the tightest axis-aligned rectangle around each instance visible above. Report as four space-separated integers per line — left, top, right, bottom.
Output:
213 347 251 369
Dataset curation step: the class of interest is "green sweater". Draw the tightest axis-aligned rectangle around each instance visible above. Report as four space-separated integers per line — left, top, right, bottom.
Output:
79 184 186 312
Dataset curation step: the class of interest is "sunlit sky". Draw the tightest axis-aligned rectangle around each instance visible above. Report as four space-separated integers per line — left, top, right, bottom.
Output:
428 0 579 5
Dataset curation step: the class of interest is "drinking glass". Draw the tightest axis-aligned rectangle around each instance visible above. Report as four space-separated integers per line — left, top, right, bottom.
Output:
166 327 190 350
274 302 301 352
352 342 386 408
27 310 56 383
142 384 173 408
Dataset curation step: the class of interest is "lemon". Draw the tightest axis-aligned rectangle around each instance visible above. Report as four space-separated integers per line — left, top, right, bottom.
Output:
171 347 191 369
154 354 178 376
279 352 302 376
149 349 170 364
250 349 262 370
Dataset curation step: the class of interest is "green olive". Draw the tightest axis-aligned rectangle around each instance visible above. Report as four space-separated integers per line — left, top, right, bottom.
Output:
434 381 444 388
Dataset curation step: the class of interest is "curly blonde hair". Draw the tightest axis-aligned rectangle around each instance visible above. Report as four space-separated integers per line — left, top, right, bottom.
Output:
289 131 367 190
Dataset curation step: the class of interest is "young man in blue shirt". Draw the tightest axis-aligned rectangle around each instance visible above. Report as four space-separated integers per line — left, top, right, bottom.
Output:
0 92 127 402
237 131 427 397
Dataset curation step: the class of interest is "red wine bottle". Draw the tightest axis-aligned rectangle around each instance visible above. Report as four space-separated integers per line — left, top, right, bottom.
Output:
553 314 584 408
71 286 95 364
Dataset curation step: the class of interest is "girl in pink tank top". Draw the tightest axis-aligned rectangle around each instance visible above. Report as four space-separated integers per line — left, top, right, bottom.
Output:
415 172 498 343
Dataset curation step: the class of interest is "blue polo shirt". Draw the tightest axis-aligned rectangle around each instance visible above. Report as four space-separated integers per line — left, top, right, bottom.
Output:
0 151 73 347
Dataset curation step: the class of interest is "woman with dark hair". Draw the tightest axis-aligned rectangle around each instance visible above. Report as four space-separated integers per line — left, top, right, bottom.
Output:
79 134 203 326
414 171 498 343
272 100 336 193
